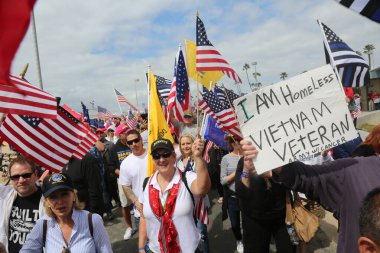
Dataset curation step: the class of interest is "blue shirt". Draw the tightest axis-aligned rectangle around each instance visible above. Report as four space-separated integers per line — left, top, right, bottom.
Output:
20 209 112 253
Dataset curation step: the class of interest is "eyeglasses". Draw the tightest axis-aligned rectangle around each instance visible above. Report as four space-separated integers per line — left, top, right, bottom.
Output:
126 137 140 145
9 173 33 181
152 152 172 160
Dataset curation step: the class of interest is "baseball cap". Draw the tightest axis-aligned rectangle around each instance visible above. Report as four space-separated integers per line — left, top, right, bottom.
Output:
96 128 106 133
184 110 192 117
41 173 74 198
151 138 174 154
115 124 129 135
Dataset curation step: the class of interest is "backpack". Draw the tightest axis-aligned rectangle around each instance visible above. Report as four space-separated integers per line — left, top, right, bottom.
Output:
42 212 94 249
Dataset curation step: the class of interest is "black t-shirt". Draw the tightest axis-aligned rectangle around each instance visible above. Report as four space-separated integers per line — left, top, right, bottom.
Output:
8 188 42 253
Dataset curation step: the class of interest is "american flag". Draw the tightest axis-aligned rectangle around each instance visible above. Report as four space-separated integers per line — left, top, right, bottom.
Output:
126 110 138 129
0 107 87 172
72 124 98 160
196 16 242 84
203 140 213 163
320 21 369 87
114 88 139 111
224 88 240 104
167 48 190 122
195 196 209 225
201 90 243 139
0 75 57 118
97 106 113 119
334 0 380 23
155 75 172 106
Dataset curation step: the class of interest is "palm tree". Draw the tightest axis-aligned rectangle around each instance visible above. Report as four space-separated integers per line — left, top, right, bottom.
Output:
280 72 288 80
252 71 261 81
243 63 251 86
363 44 375 69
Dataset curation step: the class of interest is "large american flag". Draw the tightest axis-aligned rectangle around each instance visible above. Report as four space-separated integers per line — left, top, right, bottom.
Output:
334 0 380 23
167 48 190 122
200 90 243 139
320 21 369 87
114 88 139 111
0 107 87 172
0 75 57 118
196 16 242 84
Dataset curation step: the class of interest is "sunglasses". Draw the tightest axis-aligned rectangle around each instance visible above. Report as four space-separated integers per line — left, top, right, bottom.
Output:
152 152 172 160
9 173 33 181
184 115 192 119
126 137 140 145
62 247 71 253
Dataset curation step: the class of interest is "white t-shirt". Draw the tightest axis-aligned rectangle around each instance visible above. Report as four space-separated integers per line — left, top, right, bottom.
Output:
119 150 148 217
139 169 200 253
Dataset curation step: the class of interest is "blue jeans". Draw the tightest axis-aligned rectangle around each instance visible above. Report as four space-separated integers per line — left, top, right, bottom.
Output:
197 220 209 253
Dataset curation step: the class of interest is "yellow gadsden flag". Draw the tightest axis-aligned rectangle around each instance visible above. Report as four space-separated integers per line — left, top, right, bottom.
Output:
147 71 174 176
185 40 224 89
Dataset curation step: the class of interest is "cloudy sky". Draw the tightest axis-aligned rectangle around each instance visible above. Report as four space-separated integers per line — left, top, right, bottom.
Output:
12 0 380 114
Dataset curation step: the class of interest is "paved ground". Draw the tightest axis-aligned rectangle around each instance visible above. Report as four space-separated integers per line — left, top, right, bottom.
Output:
105 189 339 253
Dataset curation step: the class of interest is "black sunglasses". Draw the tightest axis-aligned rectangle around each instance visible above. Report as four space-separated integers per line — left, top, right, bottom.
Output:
126 137 140 145
184 115 192 119
152 152 172 160
62 247 71 253
9 173 33 181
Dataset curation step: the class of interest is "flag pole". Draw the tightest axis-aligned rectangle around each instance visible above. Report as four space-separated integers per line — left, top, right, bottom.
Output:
19 63 29 79
31 11 43 89
317 20 345 93
195 11 200 136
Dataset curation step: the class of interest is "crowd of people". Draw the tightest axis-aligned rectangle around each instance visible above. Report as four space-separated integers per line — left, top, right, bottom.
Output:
1 107 380 253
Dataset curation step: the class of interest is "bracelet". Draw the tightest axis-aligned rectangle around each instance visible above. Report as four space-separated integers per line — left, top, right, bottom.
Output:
240 171 250 179
137 247 145 250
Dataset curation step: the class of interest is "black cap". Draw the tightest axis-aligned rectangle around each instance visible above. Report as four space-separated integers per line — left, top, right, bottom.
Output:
42 173 74 197
151 138 174 154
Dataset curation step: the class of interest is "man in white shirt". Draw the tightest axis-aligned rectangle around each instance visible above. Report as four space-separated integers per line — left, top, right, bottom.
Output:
119 129 148 231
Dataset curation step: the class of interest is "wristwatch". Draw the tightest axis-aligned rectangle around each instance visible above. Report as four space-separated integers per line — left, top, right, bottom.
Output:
240 171 250 179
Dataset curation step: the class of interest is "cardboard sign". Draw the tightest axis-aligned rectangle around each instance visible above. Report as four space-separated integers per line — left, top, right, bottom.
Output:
233 65 358 174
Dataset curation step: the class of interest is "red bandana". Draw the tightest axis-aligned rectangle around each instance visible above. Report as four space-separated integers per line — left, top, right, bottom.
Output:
149 170 182 253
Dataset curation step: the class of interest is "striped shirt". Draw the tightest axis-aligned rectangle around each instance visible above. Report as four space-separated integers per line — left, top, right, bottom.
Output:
20 209 112 253
220 153 241 192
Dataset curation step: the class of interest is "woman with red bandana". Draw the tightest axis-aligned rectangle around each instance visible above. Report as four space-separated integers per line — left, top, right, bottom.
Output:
138 138 211 253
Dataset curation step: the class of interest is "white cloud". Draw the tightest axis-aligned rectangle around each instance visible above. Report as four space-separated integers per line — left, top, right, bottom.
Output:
12 0 380 113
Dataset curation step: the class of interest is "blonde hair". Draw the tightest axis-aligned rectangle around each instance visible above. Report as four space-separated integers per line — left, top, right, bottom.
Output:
179 134 194 156
44 190 85 217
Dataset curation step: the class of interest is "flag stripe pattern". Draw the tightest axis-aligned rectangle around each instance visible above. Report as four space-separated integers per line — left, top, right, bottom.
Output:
0 76 57 118
203 140 213 163
72 123 98 160
321 21 369 87
126 110 138 129
155 75 172 106
196 16 242 84
114 88 139 111
0 107 87 172
194 197 209 225
335 0 380 23
168 48 190 122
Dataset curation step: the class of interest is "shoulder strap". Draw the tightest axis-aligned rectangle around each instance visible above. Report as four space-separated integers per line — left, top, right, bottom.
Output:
88 212 94 238
181 170 195 206
42 220 47 248
142 176 150 191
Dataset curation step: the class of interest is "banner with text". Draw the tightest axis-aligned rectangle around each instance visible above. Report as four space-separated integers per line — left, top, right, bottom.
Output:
233 65 358 174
